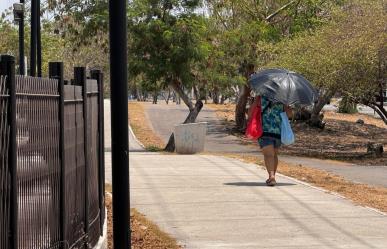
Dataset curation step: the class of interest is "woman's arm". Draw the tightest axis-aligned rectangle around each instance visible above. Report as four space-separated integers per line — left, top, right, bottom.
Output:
284 105 293 118
247 97 260 121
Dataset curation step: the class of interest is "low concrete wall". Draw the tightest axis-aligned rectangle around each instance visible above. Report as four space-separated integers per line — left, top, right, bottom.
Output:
174 122 207 154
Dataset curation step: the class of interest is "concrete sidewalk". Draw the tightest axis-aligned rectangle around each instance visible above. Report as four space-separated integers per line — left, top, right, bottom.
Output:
130 153 387 249
104 99 145 184
105 100 387 248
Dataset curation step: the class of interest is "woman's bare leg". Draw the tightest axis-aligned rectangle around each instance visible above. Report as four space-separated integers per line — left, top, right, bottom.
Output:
262 145 276 179
274 148 279 177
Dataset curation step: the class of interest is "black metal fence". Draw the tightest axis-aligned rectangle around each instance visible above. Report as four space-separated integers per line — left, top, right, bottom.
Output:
0 56 105 249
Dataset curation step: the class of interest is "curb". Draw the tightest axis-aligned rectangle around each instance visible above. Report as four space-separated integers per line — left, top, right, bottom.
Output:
129 125 145 149
223 156 387 217
94 209 108 249
275 168 387 216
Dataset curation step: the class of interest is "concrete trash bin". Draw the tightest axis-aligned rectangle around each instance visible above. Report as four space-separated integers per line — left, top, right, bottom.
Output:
174 122 207 154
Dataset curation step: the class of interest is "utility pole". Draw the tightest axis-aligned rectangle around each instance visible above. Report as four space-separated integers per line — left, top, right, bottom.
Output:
109 0 130 247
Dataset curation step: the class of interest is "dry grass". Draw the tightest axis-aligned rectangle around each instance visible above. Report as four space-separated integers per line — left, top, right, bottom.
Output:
219 153 387 213
106 191 181 249
128 102 165 150
206 103 236 122
324 111 385 128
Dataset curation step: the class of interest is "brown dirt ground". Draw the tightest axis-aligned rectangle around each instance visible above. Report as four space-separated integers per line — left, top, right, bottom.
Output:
207 103 387 166
106 192 181 249
128 102 165 150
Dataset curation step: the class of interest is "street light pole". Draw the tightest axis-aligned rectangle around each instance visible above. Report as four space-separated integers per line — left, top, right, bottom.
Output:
30 0 37 76
13 2 25 75
109 0 130 247
19 1 25 75
37 0 42 77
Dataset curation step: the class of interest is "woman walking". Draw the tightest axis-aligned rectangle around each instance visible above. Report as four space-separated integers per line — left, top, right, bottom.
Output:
248 96 292 186
247 68 317 186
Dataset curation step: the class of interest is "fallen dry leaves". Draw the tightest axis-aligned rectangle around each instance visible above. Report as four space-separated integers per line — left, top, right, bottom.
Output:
128 102 165 150
106 193 181 249
324 111 386 128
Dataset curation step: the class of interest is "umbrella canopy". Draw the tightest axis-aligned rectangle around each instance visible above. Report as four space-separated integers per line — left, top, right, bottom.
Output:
249 68 318 106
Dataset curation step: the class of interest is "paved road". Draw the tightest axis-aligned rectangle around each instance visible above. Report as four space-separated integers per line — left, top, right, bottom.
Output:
130 153 387 249
323 103 385 119
143 102 387 188
144 102 258 154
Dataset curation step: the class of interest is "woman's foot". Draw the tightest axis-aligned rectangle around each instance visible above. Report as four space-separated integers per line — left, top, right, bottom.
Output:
266 177 276 186
266 174 276 184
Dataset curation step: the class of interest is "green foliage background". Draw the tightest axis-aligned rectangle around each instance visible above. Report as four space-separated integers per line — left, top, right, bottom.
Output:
0 0 385 113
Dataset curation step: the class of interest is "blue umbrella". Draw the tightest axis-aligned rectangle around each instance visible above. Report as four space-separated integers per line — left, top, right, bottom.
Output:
249 68 318 105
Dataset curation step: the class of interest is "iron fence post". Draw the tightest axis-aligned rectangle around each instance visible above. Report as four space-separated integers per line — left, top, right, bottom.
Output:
91 69 105 235
74 67 89 248
0 55 17 249
49 62 65 249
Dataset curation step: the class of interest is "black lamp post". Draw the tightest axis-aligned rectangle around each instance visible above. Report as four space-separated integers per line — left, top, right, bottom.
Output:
30 0 37 76
13 2 25 76
30 0 41 77
109 0 130 247
37 0 42 77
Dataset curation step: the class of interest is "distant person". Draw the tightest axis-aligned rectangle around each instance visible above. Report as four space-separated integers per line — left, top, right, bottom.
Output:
247 96 293 186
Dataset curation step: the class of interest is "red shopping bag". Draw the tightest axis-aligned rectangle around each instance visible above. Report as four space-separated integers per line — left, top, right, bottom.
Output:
245 96 263 139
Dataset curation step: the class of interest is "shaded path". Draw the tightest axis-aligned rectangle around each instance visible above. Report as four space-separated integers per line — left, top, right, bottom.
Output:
143 102 387 188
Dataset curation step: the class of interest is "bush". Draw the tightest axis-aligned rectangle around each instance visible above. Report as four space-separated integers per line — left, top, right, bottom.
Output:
338 97 358 114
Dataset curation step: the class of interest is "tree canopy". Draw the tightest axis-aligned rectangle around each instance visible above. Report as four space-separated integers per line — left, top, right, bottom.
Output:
1 0 385 124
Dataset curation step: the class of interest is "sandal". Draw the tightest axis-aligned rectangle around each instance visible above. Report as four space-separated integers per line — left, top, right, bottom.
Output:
266 178 276 187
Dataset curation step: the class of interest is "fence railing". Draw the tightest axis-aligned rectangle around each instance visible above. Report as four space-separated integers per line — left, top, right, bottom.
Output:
0 56 105 249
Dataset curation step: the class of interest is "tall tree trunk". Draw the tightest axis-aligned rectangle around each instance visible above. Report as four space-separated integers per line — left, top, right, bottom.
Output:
212 89 220 104
166 88 171 104
235 84 251 131
309 88 335 128
220 95 227 104
193 85 200 100
136 88 142 101
235 62 255 131
368 102 387 124
153 91 158 104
